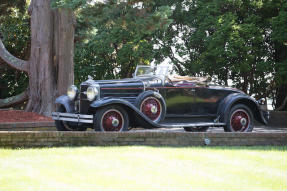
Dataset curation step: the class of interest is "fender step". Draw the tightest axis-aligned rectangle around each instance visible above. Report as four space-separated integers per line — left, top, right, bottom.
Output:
159 122 225 128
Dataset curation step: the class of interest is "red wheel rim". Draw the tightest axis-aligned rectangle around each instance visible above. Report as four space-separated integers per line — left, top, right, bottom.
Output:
140 97 162 122
230 109 250 132
101 109 124 131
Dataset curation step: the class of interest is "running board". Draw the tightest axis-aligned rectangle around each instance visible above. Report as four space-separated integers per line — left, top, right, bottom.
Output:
158 122 225 128
52 112 225 128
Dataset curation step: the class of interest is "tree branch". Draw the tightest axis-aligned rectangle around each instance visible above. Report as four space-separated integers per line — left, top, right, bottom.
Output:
0 38 28 72
0 90 28 108
168 52 185 76
275 95 287 111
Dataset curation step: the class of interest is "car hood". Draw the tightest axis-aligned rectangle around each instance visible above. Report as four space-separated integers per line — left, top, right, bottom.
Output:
96 76 158 84
81 76 162 88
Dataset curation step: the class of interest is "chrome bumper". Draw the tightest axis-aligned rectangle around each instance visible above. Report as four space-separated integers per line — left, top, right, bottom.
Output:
52 112 93 123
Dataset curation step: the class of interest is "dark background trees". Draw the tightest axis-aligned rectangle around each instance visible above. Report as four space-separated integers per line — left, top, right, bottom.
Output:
1 0 287 112
155 0 286 109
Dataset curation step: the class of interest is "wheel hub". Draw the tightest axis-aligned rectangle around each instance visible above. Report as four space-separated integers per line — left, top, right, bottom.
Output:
150 105 158 114
112 118 119 127
240 118 247 126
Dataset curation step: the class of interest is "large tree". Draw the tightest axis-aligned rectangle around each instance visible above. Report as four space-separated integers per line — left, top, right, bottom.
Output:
0 0 75 116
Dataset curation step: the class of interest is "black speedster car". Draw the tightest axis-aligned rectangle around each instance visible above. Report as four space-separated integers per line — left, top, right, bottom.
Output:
52 65 269 132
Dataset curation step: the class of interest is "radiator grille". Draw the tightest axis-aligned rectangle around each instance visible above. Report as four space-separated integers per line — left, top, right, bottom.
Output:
79 84 90 114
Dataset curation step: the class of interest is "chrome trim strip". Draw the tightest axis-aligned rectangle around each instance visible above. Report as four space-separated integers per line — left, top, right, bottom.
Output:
141 80 145 91
52 112 93 119
52 112 93 123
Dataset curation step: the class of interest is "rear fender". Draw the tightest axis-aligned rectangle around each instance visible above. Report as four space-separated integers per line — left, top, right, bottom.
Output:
217 93 268 125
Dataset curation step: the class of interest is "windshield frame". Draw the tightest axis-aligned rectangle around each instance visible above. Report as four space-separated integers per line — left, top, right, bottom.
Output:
133 65 169 78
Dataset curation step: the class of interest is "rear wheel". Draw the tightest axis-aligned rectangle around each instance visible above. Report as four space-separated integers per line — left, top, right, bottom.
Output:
224 104 254 132
184 126 209 132
94 105 129 132
55 106 87 131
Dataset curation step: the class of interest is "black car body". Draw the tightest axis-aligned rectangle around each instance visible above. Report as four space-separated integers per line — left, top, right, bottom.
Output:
52 65 269 132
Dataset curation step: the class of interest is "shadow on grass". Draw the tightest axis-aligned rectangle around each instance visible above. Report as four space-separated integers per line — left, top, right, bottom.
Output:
4 145 287 151
129 145 287 151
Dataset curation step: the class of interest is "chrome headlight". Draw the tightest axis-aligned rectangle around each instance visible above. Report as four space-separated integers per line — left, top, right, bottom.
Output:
86 86 99 101
67 85 78 100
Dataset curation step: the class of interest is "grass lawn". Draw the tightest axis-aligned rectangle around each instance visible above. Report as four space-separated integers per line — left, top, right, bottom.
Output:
0 146 287 191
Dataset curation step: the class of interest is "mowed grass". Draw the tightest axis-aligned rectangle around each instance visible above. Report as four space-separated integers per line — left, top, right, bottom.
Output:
0 146 287 191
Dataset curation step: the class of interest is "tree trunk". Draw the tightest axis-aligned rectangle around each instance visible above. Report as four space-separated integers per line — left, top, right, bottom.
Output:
25 0 55 115
275 84 287 111
25 0 75 116
53 8 75 96
0 0 75 116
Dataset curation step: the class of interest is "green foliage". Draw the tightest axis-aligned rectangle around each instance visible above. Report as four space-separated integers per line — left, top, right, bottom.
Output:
156 0 278 98
0 0 27 15
0 1 30 99
1 0 287 109
54 0 287 105
271 5 287 84
54 0 172 84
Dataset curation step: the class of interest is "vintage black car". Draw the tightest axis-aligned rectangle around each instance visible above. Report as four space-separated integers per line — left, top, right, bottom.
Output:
52 65 269 132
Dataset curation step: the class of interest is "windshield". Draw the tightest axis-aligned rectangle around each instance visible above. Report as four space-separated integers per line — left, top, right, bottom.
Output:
134 65 169 78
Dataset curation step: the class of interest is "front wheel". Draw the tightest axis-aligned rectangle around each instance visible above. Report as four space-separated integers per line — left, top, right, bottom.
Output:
224 104 254 132
184 126 209 132
94 105 129 132
55 106 87 131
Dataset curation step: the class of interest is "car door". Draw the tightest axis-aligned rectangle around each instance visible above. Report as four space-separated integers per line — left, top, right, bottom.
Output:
163 82 197 115
193 86 231 115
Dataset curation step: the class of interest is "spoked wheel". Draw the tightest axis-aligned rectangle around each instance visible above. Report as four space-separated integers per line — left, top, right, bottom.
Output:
94 105 129 132
224 104 254 132
184 126 209 132
55 106 87 131
139 96 165 123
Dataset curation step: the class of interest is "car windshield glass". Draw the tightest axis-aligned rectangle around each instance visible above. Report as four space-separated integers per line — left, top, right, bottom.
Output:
134 65 169 77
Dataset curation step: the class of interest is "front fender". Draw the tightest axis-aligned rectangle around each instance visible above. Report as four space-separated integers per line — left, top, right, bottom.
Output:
217 93 268 125
55 95 75 113
90 98 162 128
